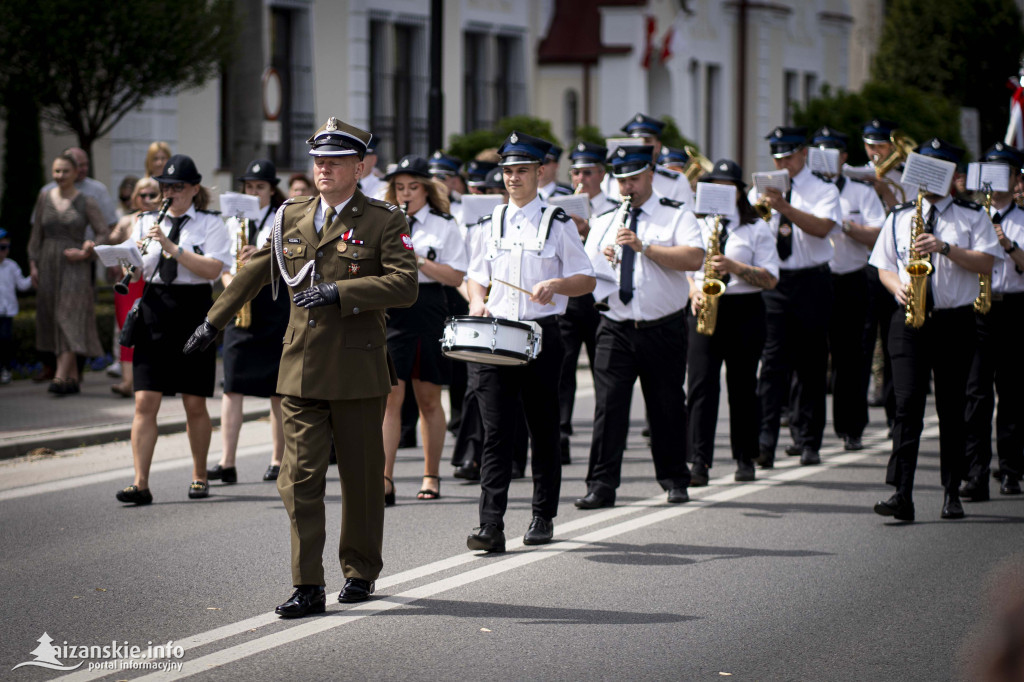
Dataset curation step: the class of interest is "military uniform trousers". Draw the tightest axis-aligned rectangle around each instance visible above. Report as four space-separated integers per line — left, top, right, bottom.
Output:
886 305 975 498
279 394 387 586
964 293 1024 481
586 312 691 496
829 267 870 439
477 315 563 529
758 265 833 454
687 293 766 468
864 265 897 422
558 293 600 441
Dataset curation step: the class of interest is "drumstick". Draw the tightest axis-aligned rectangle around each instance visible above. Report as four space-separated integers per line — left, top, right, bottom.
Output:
492 278 556 306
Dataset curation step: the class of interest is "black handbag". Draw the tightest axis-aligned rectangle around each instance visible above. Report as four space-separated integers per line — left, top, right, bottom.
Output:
119 298 142 348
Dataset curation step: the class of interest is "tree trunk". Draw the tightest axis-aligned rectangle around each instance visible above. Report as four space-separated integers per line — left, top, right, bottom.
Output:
0 85 44 268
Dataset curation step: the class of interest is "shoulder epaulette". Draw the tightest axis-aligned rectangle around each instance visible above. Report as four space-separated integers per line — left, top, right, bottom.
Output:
953 197 982 211
659 197 683 208
892 201 915 213
554 183 573 195
595 206 619 219
607 198 621 207
850 177 874 187
430 208 454 220
811 171 829 183
655 166 681 180
475 214 493 226
542 206 571 222
197 208 221 216
283 195 315 206
367 197 399 212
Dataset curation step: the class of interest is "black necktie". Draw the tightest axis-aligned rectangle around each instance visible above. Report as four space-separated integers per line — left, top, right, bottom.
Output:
618 207 642 304
925 206 936 234
718 218 731 285
408 215 417 233
158 214 189 284
776 190 793 261
835 176 846 193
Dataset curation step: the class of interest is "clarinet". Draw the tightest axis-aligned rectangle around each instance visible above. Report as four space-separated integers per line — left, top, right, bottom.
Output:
114 198 172 294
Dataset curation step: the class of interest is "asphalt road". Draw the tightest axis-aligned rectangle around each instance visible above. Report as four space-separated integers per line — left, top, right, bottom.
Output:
1 371 1022 681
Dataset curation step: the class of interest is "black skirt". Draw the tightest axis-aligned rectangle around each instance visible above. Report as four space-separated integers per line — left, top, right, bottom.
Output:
133 283 216 397
222 284 290 397
387 282 450 385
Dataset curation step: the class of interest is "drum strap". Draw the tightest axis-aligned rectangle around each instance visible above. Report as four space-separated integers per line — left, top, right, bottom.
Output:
487 204 558 321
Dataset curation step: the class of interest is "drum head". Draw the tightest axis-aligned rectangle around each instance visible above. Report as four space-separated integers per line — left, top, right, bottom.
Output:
442 347 529 366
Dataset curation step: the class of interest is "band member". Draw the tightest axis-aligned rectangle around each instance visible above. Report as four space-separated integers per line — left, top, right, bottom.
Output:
686 160 779 484
659 146 689 173
751 126 841 468
870 138 1000 522
209 159 289 485
860 118 909 211
185 117 418 613
465 131 596 552
381 155 468 503
575 144 704 510
558 141 619 463
358 137 386 199
812 127 887 451
464 160 498 196
538 145 573 201
962 142 1024 499
601 113 694 206
429 150 467 224
116 154 232 504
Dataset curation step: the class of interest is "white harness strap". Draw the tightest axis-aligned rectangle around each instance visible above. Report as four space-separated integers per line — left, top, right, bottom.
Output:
487 205 560 321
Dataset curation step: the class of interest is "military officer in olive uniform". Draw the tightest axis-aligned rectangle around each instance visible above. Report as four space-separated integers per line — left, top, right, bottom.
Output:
185 117 418 617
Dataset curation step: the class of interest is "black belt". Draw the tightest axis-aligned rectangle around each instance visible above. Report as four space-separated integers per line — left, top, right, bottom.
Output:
779 264 830 277
418 282 444 290
608 309 685 329
992 291 1024 302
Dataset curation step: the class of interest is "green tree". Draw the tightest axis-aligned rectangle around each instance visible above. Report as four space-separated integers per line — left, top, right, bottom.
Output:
794 83 966 166
871 0 1024 147
447 115 562 162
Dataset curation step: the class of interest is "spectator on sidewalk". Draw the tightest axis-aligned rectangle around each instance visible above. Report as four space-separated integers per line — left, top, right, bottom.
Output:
0 228 33 384
144 141 172 179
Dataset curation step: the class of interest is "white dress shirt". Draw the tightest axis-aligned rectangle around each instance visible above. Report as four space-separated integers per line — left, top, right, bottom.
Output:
408 205 469 284
467 195 594 320
869 195 1003 309
0 259 32 316
829 177 887 274
590 191 619 217
692 215 780 295
748 165 842 270
315 195 354 234
130 205 233 285
587 191 703 321
987 200 1024 294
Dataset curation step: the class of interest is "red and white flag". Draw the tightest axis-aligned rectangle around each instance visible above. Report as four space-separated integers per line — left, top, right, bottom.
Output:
1005 75 1024 150
642 16 657 69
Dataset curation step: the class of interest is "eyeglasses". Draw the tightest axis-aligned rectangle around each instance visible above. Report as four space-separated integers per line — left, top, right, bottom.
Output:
139 192 158 200
570 169 596 177
162 183 187 193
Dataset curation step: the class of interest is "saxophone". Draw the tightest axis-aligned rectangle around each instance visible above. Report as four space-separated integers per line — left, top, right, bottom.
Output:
234 217 252 329
904 189 933 328
973 185 994 314
696 215 726 336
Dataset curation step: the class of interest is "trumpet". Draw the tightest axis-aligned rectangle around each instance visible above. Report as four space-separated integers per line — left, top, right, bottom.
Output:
974 184 994 315
874 130 917 203
904 188 933 328
234 217 252 328
696 215 726 336
753 196 773 222
682 146 713 186
114 198 172 294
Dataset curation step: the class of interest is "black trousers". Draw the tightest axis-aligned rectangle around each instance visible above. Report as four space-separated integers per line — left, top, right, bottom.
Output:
445 286 469 430
687 293 766 467
477 317 563 529
886 305 975 497
863 265 896 422
558 294 600 440
587 313 691 496
964 293 1024 481
451 360 527 472
759 266 833 453
829 268 869 438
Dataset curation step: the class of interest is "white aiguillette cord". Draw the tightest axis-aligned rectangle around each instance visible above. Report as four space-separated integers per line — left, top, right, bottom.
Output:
270 201 316 301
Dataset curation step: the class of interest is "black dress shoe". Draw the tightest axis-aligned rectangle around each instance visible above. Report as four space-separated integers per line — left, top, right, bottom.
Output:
844 436 863 451
188 480 209 499
384 476 395 507
453 462 481 481
207 464 237 484
275 586 326 618
735 459 756 482
873 493 914 521
115 485 153 505
785 444 801 457
667 487 689 504
338 578 375 603
992 467 1003 481
262 465 280 481
755 447 774 469
560 437 571 465
574 490 615 510
523 516 553 545
959 477 989 502
689 461 709 487
467 524 505 553
1000 475 1022 495
799 448 821 466
941 492 965 519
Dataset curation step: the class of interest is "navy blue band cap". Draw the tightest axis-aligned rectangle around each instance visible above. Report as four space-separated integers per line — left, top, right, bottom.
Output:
917 138 965 165
0 228 8 240
482 167 506 189
608 145 654 178
428 150 462 175
810 126 848 150
498 131 551 165
658 146 689 166
545 145 563 163
569 141 608 168
861 118 899 143
621 113 665 138
239 158 280 185
982 141 1024 168
766 126 807 158
154 154 202 185
307 117 372 159
698 159 746 189
384 155 433 181
464 160 498 184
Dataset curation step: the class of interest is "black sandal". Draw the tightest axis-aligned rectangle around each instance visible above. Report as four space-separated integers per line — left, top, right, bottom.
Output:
384 476 396 507
416 475 441 500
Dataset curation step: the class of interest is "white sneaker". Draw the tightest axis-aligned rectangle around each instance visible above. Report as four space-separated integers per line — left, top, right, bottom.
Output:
106 361 122 378
0 368 11 384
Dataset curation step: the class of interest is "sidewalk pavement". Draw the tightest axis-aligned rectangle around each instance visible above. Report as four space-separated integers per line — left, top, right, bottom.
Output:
0 359 271 459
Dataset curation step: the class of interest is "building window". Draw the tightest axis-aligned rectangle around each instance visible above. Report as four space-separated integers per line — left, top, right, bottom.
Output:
268 4 314 169
370 18 429 162
464 30 526 133
495 34 526 120
804 73 818 104
464 31 489 132
704 63 720 159
784 70 799 125
564 90 578 144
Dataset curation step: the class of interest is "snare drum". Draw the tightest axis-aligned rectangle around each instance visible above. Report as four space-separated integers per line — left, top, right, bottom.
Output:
441 316 542 366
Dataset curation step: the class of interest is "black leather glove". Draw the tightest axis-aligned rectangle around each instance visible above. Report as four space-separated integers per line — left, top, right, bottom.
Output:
293 282 339 309
183 319 218 354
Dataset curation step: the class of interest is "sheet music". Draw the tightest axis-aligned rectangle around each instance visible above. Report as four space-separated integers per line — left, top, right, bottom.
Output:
900 152 956 196
94 242 144 269
547 194 591 219
604 137 636 158
219 192 262 221
966 162 1011 192
460 194 504 226
841 164 877 181
751 170 790 196
808 148 840 177
694 183 737 216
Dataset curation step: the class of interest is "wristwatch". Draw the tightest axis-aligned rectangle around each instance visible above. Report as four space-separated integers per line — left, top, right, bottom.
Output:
841 221 851 234
641 240 651 255
939 241 951 256
417 256 426 266
1006 241 1019 254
